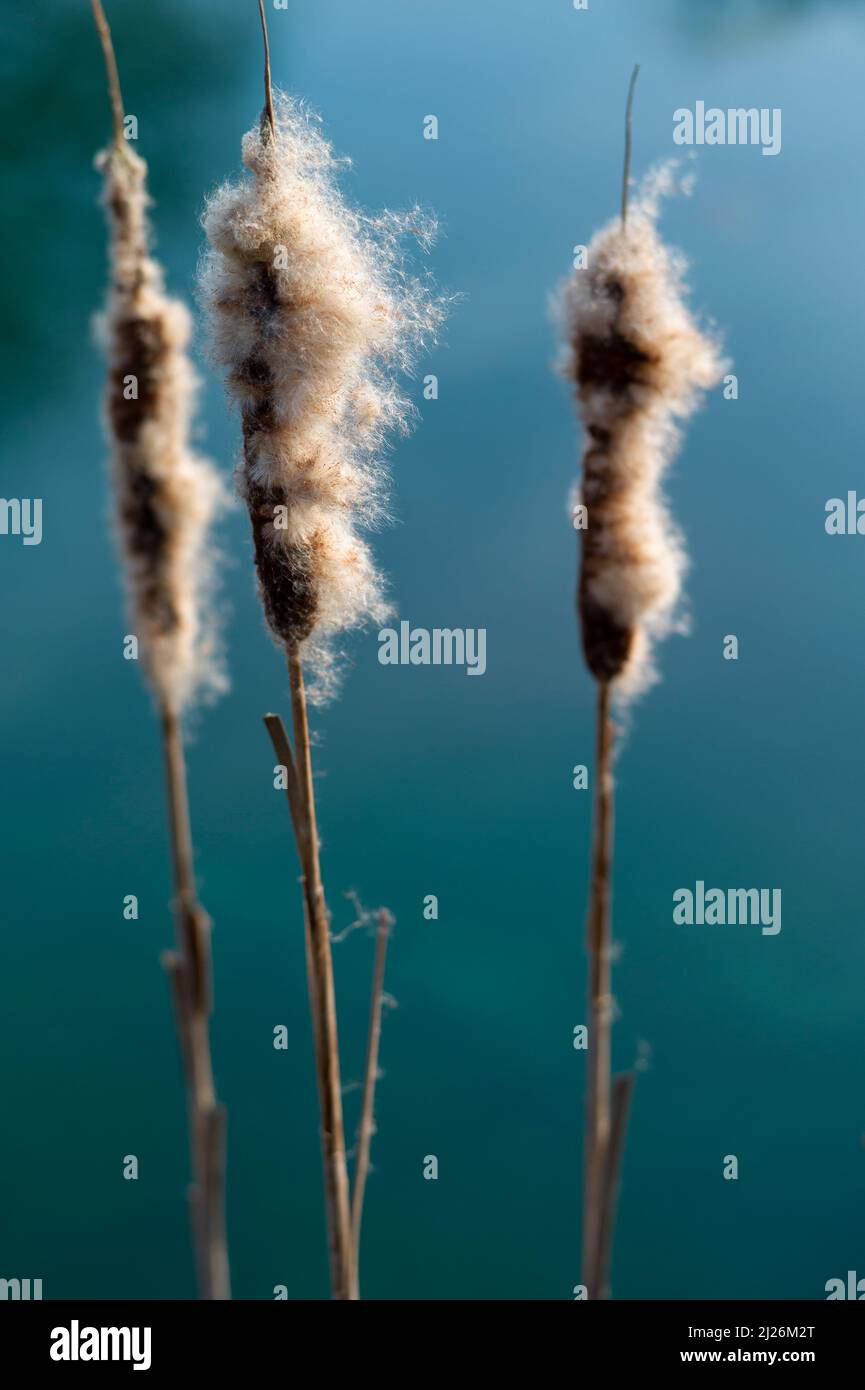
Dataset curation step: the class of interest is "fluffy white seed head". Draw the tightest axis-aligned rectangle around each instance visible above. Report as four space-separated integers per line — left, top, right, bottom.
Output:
96 141 227 714
560 167 725 702
199 94 443 699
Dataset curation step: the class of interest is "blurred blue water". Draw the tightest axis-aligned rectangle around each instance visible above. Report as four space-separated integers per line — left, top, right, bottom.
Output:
1 0 864 1299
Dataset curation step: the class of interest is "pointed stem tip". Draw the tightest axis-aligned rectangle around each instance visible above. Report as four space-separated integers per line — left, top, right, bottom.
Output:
621 64 640 226
258 0 276 135
91 0 126 149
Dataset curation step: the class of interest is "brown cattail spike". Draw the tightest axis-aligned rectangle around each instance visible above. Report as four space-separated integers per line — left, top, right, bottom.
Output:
96 130 225 714
563 164 725 702
200 92 443 699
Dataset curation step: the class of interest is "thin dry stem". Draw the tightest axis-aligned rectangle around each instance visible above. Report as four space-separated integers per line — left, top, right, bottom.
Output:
581 681 614 1298
91 0 125 148
284 648 356 1300
263 712 329 1244
258 0 276 135
160 707 230 1300
263 709 323 1080
595 1070 635 1299
263 712 305 853
351 908 392 1277
621 65 640 225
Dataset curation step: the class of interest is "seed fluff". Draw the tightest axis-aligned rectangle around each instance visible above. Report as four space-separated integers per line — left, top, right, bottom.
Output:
199 93 444 699
97 138 226 713
560 165 725 702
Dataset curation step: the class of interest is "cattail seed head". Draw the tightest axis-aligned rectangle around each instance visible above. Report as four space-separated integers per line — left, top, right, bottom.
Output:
97 140 226 713
199 94 443 698
561 167 725 701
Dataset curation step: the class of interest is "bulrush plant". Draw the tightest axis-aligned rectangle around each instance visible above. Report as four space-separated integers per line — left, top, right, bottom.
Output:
200 3 442 1300
557 69 724 1298
91 1 230 1300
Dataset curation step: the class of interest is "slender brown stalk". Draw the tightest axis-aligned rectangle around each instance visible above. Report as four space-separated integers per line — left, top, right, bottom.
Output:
620 64 640 225
581 680 615 1298
160 707 230 1300
595 1070 635 1300
263 712 306 853
91 0 124 148
351 909 392 1277
285 647 355 1301
262 712 325 1053
258 0 276 134
262 711 333 1284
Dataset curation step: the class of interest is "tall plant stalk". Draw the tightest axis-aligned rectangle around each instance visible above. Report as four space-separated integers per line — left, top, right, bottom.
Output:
559 63 724 1297
205 0 439 1298
579 73 637 1301
581 681 615 1298
263 655 355 1302
286 647 356 1301
92 0 230 1301
160 710 230 1301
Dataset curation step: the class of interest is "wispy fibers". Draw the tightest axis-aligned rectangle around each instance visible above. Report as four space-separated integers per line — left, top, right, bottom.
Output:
201 4 441 1300
557 69 724 1298
91 0 229 1300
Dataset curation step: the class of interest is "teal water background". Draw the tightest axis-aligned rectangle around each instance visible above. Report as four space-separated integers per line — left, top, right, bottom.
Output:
2 0 864 1299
